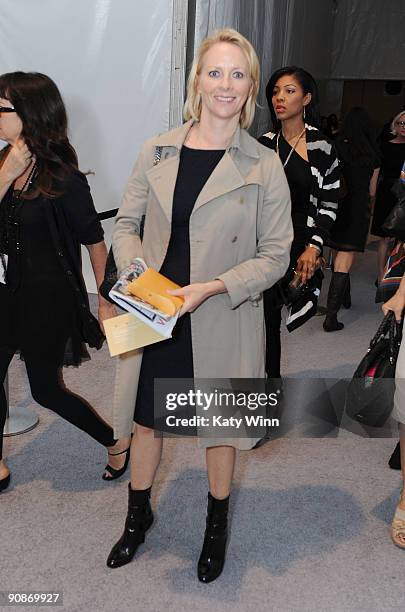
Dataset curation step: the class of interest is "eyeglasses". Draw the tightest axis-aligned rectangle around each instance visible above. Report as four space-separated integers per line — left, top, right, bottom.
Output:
0 106 16 114
395 121 405 127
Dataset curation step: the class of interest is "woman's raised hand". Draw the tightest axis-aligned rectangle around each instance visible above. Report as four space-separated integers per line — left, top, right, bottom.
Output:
1 138 33 183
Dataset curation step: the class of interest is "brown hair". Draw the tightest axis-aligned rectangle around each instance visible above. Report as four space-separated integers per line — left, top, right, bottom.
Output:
0 71 78 199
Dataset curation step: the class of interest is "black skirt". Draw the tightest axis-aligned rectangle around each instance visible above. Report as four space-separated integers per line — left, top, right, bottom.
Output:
329 165 374 251
370 177 397 238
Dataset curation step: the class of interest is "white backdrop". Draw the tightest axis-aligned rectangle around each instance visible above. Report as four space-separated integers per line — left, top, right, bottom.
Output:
0 0 178 290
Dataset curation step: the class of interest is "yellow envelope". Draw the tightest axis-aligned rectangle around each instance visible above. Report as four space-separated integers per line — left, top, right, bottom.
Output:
103 313 165 356
127 268 184 316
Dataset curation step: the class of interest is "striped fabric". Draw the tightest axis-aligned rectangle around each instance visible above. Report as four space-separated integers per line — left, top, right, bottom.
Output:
261 124 340 252
376 241 405 304
285 270 323 332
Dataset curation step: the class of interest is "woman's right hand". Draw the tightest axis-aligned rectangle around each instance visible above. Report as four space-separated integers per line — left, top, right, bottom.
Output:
0 138 33 183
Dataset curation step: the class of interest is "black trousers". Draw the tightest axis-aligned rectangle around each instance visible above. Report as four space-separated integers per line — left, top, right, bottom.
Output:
263 285 283 379
0 348 116 461
264 242 306 379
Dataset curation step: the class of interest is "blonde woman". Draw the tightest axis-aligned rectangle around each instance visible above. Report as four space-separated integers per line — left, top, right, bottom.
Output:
107 29 292 581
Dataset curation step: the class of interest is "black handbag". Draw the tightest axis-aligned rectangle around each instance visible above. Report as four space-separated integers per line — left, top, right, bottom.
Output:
381 180 405 240
345 312 402 427
99 146 162 303
99 216 145 303
275 257 325 307
99 246 118 303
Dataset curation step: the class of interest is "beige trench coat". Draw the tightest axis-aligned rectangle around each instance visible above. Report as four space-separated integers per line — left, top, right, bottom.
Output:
112 120 293 449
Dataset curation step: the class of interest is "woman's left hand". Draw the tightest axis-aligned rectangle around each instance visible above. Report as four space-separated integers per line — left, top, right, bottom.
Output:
295 247 319 284
98 299 117 332
382 290 405 322
168 280 226 316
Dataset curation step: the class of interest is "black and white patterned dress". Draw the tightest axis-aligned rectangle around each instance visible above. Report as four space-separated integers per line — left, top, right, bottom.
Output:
259 125 340 331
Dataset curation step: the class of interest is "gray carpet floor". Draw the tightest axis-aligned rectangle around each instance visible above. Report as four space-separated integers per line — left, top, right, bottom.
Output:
2 239 405 612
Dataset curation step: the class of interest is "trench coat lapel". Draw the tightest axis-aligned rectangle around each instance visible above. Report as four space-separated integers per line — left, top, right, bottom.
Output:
145 120 260 218
144 121 193 223
192 151 245 213
192 123 260 211
146 155 179 223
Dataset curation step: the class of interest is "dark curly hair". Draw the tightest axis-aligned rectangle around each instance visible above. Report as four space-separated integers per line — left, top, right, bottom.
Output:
0 71 78 198
265 66 321 132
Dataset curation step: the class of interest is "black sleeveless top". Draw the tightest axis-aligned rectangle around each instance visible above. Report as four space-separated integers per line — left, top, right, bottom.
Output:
259 133 313 258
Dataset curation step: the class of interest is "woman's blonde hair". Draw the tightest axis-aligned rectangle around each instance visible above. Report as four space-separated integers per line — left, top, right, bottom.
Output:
391 110 405 136
183 28 260 130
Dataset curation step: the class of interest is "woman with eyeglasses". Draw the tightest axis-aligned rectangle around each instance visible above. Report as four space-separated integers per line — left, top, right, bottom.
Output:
371 110 405 282
0 72 130 494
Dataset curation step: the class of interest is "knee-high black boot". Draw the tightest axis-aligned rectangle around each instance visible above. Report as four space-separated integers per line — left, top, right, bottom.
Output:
107 484 153 568
323 272 349 332
342 273 351 309
198 492 229 583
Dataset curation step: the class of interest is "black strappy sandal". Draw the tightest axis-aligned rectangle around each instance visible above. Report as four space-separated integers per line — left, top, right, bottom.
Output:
102 445 131 481
0 473 11 492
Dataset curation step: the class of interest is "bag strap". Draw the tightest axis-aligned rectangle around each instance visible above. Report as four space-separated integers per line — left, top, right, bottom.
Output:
370 312 403 364
139 146 162 237
369 312 395 349
153 146 162 166
389 312 403 364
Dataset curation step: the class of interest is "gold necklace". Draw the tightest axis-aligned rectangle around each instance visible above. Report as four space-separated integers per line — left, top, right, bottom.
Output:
284 130 305 143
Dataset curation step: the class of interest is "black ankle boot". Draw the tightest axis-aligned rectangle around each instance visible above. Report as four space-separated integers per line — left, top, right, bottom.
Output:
198 492 229 583
389 442 401 470
107 484 153 569
323 272 349 332
342 273 351 309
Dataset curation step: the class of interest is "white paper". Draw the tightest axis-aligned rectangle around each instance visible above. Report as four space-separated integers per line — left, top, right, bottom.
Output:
109 259 179 338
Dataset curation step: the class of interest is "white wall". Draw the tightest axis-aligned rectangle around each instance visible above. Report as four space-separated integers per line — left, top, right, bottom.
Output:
0 0 176 290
